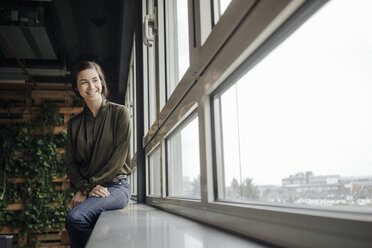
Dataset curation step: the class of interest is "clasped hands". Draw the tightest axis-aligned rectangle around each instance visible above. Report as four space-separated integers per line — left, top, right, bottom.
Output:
71 185 110 208
89 185 110 198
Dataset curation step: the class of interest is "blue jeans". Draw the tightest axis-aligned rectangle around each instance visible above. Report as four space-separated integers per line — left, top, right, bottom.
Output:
65 178 130 248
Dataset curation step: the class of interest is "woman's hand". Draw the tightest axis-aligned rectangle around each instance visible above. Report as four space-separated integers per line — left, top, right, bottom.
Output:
88 185 110 198
71 191 87 208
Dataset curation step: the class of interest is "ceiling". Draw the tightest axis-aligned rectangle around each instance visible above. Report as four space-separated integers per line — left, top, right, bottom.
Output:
0 0 139 102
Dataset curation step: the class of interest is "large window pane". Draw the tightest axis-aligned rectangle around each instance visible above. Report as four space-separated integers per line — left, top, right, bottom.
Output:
165 0 190 98
148 147 161 196
214 0 372 210
167 114 200 198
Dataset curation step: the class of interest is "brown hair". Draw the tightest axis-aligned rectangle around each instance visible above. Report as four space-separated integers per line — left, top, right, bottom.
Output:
71 61 109 98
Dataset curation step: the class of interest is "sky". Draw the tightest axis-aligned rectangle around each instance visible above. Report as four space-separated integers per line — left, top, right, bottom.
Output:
170 0 372 187
176 0 230 86
221 0 372 186
177 0 190 83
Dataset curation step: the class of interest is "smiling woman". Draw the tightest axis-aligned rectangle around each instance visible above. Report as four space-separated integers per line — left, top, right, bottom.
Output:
65 61 132 248
76 70 102 106
72 61 109 104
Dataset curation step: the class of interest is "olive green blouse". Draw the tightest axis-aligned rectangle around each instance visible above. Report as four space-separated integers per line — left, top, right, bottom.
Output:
65 99 131 196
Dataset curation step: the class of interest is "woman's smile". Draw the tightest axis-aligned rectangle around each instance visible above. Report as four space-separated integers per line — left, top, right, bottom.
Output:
77 69 103 104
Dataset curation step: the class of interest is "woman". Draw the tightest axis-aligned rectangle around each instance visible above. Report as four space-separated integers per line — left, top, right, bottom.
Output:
65 61 131 248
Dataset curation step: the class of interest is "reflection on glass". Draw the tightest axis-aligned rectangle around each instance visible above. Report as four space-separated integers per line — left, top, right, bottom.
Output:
184 233 203 248
213 0 231 25
165 0 190 98
149 147 161 196
214 0 372 209
167 115 200 198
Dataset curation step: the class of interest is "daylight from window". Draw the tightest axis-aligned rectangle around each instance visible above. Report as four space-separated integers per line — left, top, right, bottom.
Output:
167 116 200 198
149 147 161 196
165 0 189 97
176 0 189 82
219 0 231 15
216 0 372 208
213 0 231 24
147 0 156 128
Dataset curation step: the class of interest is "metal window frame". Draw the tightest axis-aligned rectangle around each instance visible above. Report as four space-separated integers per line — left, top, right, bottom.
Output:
146 144 161 197
163 107 201 200
142 0 372 247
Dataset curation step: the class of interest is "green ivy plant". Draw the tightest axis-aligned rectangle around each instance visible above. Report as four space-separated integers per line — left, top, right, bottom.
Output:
0 102 73 247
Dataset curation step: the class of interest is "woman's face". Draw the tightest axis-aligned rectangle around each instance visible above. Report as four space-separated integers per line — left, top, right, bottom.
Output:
76 69 103 104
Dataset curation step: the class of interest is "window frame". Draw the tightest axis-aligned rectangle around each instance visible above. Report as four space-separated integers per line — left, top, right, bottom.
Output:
142 0 372 247
163 0 193 99
143 0 158 134
147 144 161 197
126 36 138 198
164 106 201 200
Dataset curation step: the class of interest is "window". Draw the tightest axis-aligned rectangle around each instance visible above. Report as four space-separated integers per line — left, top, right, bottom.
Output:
142 0 371 246
212 0 231 25
147 0 157 128
127 37 137 198
213 0 372 210
130 167 137 196
148 146 161 196
165 0 190 98
126 37 137 158
166 113 200 198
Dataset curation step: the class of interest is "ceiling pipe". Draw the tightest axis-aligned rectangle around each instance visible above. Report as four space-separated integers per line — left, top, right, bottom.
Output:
0 30 36 87
0 66 71 77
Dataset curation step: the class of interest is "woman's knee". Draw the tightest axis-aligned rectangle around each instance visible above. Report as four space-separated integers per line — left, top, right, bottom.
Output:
65 208 87 229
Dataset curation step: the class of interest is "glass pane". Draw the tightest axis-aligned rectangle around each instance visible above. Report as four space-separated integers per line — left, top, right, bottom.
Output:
131 167 137 196
213 0 231 25
149 147 161 196
148 46 156 127
147 0 157 128
165 0 190 98
167 115 200 198
215 0 372 210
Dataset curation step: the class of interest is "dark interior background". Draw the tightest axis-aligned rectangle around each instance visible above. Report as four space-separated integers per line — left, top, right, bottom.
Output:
0 0 139 103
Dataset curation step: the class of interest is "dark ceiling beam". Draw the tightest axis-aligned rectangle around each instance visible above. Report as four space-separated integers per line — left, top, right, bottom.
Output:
70 0 93 60
88 0 110 62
